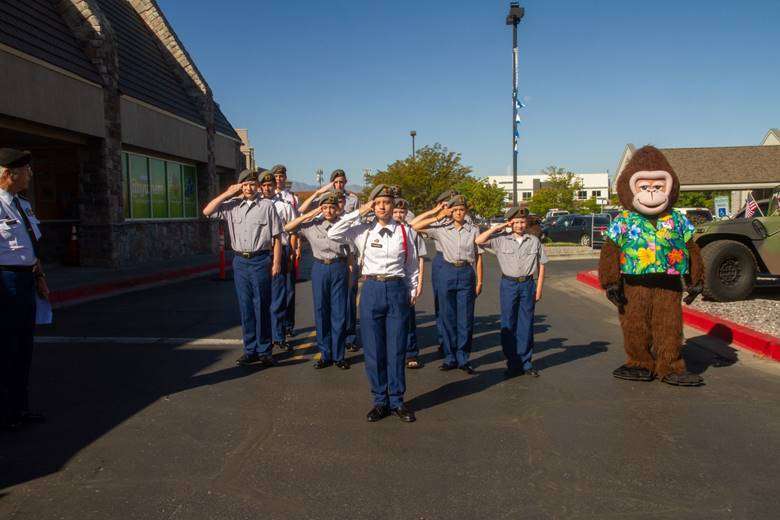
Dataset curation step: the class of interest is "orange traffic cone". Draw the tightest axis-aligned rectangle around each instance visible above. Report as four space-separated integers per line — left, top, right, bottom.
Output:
63 225 79 266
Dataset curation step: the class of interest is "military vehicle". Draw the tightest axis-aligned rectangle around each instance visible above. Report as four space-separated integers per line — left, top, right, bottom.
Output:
693 185 780 301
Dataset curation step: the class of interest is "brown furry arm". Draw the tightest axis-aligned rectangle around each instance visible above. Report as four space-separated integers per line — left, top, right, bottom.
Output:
598 239 621 288
686 239 704 286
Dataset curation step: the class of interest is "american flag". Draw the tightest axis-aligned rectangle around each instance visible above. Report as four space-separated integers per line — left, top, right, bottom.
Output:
744 192 759 218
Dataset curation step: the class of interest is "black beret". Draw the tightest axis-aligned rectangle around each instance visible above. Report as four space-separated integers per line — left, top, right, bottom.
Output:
0 148 32 169
259 171 275 184
435 189 459 204
237 169 257 183
319 191 341 206
330 169 347 181
504 206 529 220
394 198 410 210
448 195 467 208
270 164 287 175
369 184 394 200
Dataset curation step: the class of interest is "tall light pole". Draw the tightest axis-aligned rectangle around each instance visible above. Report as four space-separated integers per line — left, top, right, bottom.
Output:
410 130 417 158
506 2 524 206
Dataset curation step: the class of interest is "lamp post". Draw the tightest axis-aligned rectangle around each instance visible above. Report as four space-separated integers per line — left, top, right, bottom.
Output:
506 2 524 206
410 130 417 158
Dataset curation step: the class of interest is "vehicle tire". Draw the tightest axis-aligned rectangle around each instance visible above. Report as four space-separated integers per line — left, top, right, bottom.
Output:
579 234 591 247
701 240 756 302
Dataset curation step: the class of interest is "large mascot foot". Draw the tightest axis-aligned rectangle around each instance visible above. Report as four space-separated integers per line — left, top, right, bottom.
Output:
661 371 704 387
612 365 654 381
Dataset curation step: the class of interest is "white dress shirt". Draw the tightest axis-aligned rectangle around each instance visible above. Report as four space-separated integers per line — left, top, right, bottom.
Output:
0 188 40 266
270 197 295 246
327 210 419 299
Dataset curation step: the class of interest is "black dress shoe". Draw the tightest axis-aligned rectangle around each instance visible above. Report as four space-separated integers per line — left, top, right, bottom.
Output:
236 353 260 366
391 405 416 423
366 405 389 422
19 411 45 424
525 368 540 377
346 343 360 352
257 355 276 367
459 363 476 375
285 327 295 337
335 360 350 370
313 359 333 369
504 366 523 378
439 362 458 371
274 341 293 353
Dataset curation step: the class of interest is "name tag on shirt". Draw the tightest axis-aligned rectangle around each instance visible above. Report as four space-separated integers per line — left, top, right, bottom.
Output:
370 243 383 248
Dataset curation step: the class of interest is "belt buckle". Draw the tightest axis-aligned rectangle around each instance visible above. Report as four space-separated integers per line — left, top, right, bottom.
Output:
241 252 251 259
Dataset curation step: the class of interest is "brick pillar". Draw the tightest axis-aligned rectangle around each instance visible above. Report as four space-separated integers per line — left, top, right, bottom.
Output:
58 0 124 266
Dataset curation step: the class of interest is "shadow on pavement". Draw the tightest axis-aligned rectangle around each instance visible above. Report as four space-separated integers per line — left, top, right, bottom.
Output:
0 340 289 492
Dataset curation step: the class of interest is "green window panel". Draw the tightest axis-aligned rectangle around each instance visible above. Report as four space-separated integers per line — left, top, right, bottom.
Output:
122 153 130 218
167 162 183 218
129 154 150 218
150 159 168 218
182 165 197 218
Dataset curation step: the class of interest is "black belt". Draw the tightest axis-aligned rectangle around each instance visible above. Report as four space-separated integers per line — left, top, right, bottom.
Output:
314 257 346 265
234 250 270 259
0 264 36 272
446 260 471 268
361 274 403 282
502 274 533 282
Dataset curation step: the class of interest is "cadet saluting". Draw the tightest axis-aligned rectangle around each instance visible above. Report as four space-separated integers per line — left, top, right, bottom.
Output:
475 206 547 377
271 164 299 337
0 149 48 431
284 191 350 370
328 185 419 423
413 195 483 374
203 169 283 367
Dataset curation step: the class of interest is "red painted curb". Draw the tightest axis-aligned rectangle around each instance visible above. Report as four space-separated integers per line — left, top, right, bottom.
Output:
50 262 224 305
576 270 780 362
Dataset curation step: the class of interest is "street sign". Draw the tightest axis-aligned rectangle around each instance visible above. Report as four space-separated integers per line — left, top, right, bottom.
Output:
714 196 729 218
597 197 608 205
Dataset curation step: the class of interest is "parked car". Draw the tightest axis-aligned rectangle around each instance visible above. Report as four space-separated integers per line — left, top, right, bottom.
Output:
543 209 570 222
693 185 780 301
542 214 610 246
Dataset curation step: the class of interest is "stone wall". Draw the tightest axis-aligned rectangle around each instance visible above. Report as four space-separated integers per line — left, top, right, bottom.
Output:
114 220 214 264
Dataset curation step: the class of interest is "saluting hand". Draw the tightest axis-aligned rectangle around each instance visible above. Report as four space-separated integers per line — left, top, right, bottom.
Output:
316 181 334 195
358 200 375 216
436 206 453 220
225 183 244 197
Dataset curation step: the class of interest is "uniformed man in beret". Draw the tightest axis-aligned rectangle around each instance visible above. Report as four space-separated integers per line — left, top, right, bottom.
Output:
203 169 283 367
259 171 296 352
328 184 419 422
0 148 47 431
270 164 299 337
475 206 547 377
409 189 462 354
329 169 359 213
284 190 350 369
393 198 426 369
413 195 483 374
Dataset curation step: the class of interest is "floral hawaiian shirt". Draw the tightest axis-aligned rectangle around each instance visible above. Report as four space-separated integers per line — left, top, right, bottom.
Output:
605 209 695 275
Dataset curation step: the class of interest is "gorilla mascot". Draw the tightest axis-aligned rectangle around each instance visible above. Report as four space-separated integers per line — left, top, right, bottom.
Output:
598 145 705 386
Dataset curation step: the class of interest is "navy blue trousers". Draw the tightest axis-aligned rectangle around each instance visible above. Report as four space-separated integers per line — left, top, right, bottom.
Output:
431 252 443 347
285 246 296 332
0 270 36 423
359 279 410 408
271 245 290 343
233 253 273 356
345 264 359 346
311 260 348 362
437 262 475 366
500 277 536 371
406 305 419 358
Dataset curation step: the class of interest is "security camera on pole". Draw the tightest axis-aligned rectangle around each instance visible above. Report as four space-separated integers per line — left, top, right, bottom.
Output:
506 2 525 206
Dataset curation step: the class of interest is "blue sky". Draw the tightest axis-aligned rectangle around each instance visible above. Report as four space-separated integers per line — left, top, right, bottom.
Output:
160 0 780 184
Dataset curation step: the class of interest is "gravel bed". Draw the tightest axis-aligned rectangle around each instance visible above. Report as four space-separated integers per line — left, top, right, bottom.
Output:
691 292 780 338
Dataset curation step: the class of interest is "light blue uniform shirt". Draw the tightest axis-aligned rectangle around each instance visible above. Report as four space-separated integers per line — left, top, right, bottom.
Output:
0 189 40 266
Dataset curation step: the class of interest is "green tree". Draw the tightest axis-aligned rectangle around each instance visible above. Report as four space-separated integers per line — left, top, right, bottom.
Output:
577 197 602 214
363 143 472 211
455 177 507 218
527 166 584 216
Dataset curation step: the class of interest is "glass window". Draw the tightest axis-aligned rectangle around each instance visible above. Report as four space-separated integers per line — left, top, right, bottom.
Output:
592 190 602 197
577 190 588 200
129 154 150 218
150 159 168 218
182 165 197 218
522 191 532 200
167 162 183 218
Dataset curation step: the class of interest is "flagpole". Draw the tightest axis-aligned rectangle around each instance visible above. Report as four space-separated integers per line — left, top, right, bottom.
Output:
506 3 524 207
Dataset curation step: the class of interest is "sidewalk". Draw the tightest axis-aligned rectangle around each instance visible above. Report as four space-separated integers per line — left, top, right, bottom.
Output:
45 253 229 308
576 269 780 362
